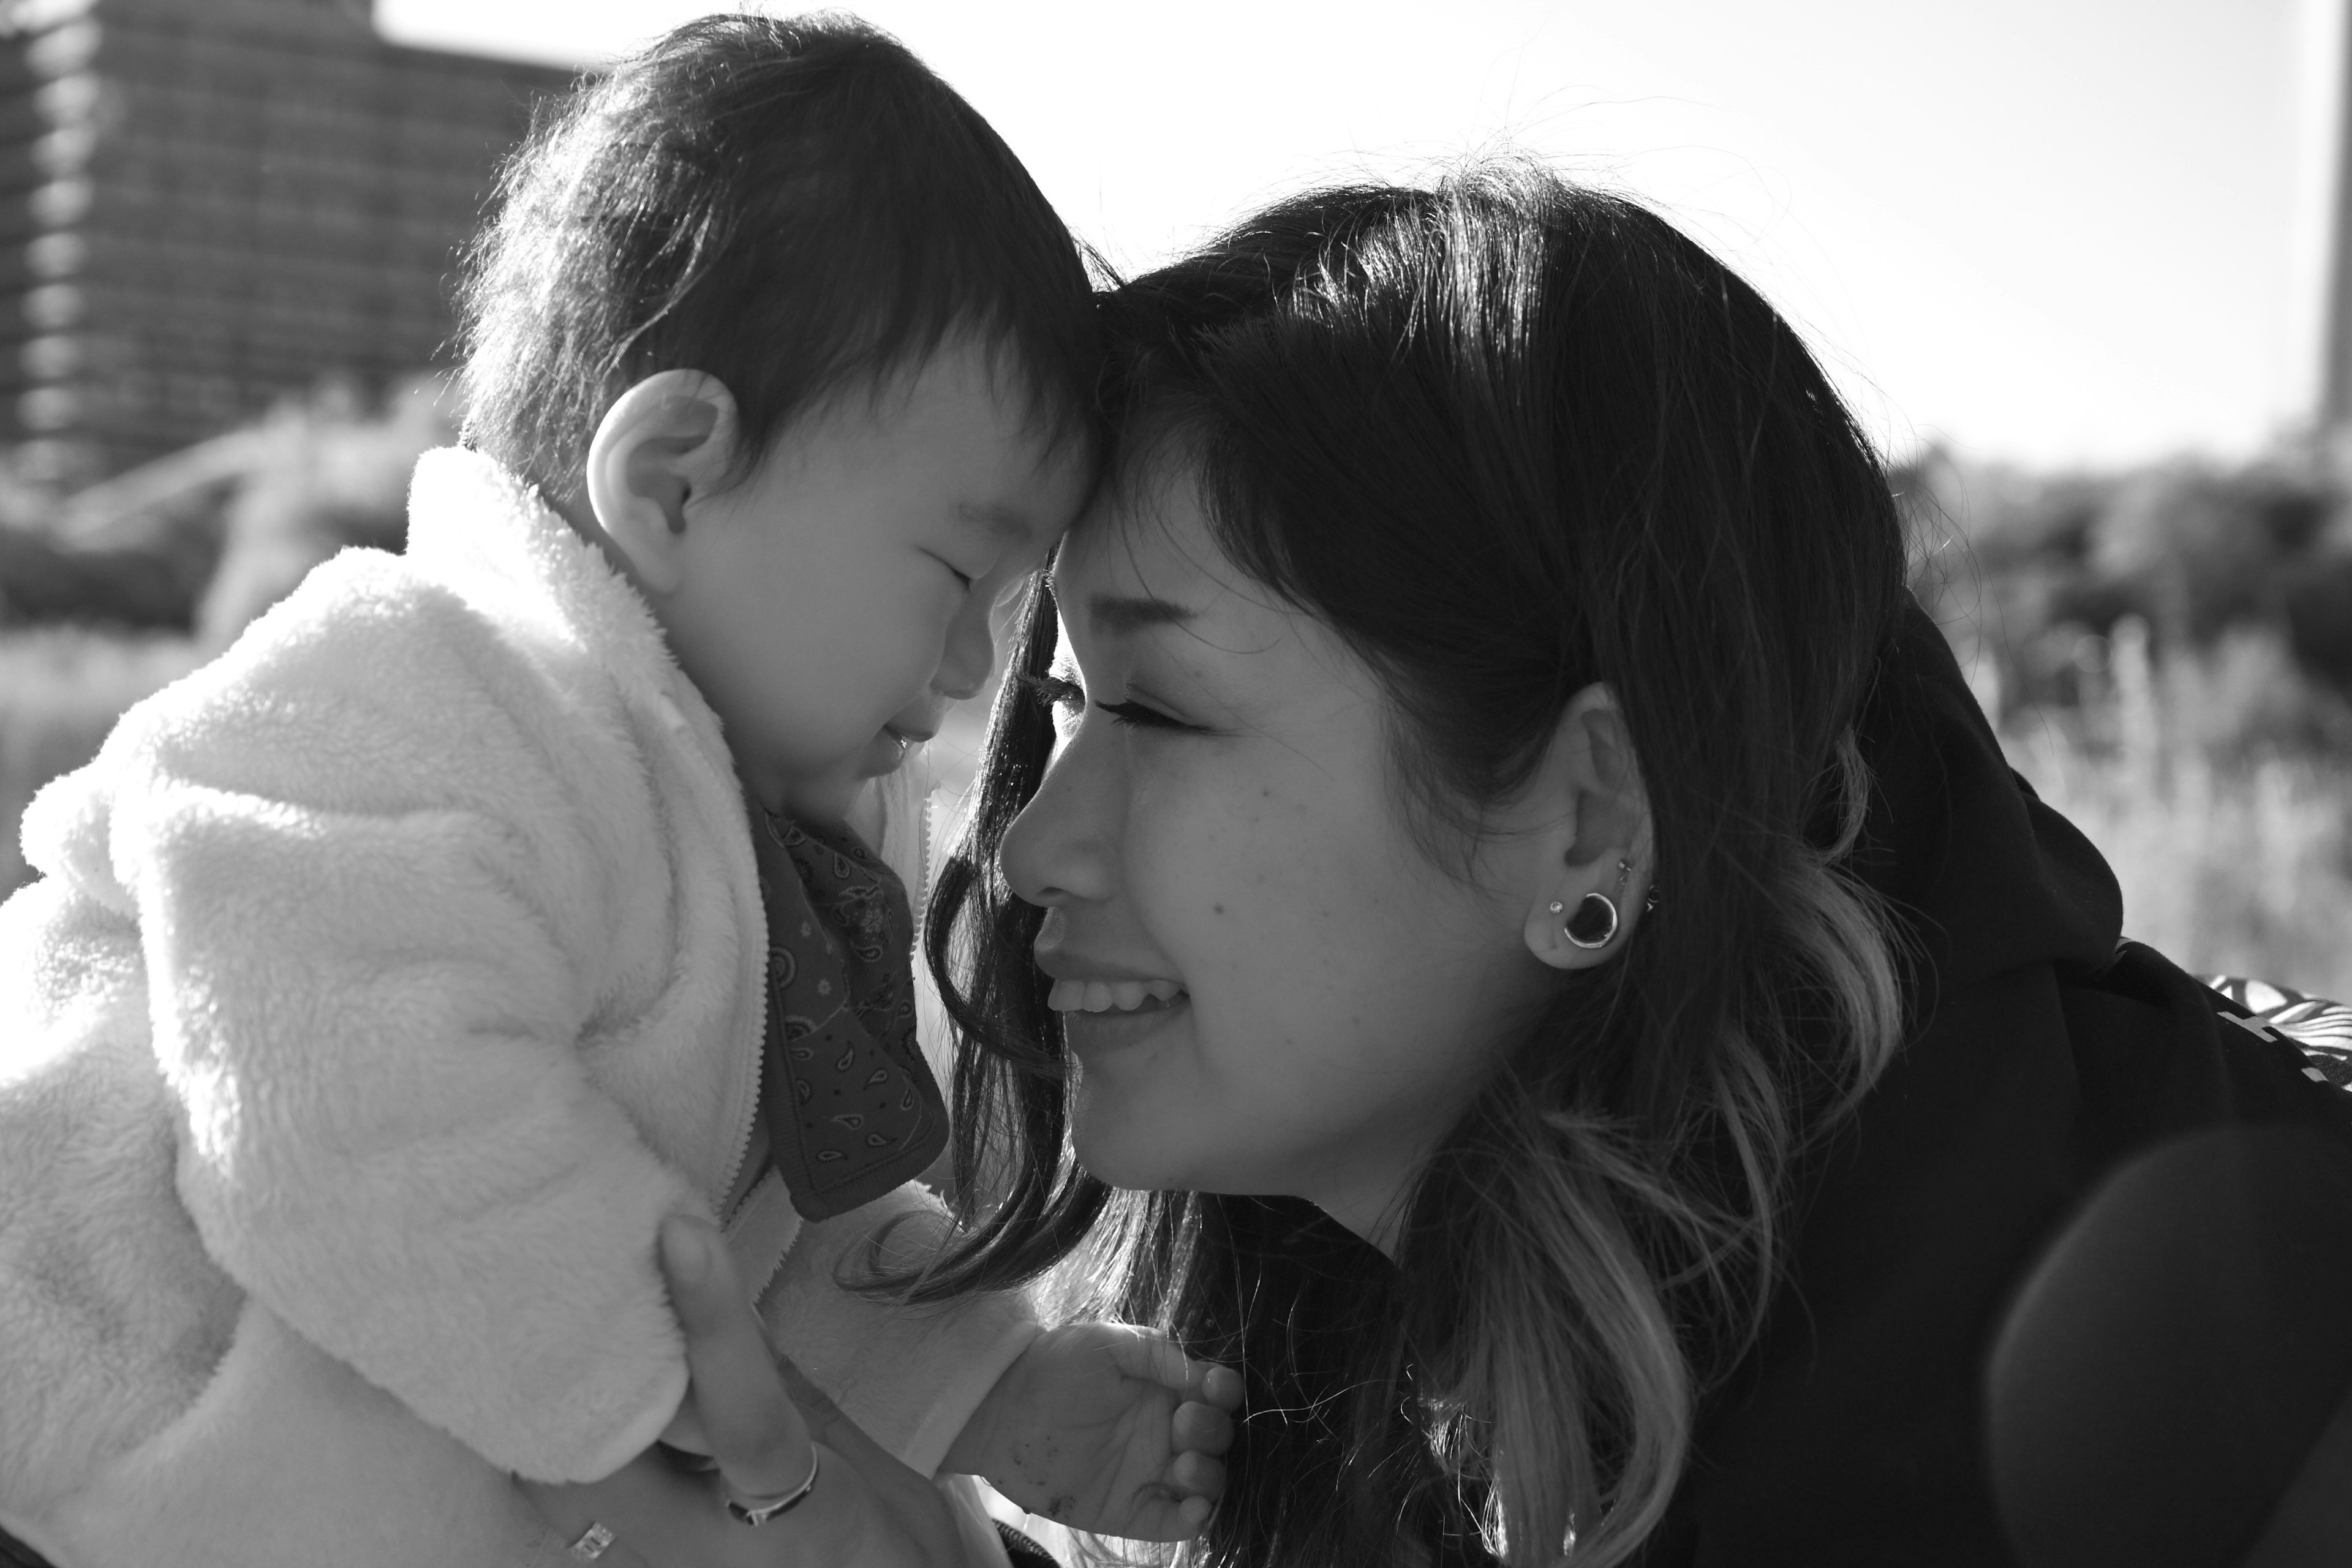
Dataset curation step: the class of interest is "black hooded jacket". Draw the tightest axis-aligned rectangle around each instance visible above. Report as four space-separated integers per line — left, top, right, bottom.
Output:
1637 605 2352 1564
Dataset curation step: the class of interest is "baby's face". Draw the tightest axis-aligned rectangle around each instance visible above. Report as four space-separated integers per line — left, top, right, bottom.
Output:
662 340 1085 821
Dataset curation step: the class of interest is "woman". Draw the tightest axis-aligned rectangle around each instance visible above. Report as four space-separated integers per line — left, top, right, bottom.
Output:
528 165 2352 1567
901 165 2352 1567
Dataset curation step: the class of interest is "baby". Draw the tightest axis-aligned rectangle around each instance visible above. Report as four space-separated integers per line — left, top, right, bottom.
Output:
0 17 1222 1568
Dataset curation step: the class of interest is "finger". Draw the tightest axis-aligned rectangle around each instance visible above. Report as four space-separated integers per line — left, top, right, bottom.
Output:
658 1398 710 1457
519 1476 663 1568
1199 1363 1245 1411
522 1455 753 1568
1102 1325 1199 1392
1121 1480 1218 1544
1174 1398 1235 1457
658 1214 815 1503
1169 1449 1226 1502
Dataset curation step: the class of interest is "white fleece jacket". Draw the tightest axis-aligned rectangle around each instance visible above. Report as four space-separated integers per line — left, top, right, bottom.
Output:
0 448 1035 1567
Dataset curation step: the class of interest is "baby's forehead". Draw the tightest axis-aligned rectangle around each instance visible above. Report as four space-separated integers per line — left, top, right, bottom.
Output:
878 331 1098 453
761 340 1092 501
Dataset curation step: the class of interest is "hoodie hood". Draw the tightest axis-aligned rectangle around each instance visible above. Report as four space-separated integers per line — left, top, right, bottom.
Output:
1641 600 2351 1567
1850 602 2122 1009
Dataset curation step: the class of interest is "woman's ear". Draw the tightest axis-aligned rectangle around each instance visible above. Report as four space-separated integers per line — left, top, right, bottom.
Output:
582 370 740 595
1511 684 1656 971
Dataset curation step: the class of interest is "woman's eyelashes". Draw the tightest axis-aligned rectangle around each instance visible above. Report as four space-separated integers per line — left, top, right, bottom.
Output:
1097 698 1189 731
1017 671 1193 732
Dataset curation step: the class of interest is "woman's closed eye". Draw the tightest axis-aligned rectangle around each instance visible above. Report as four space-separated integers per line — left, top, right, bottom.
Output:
1017 671 1194 732
1096 697 1190 731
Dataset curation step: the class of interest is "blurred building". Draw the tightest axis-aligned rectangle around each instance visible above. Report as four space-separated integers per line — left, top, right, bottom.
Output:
0 0 575 485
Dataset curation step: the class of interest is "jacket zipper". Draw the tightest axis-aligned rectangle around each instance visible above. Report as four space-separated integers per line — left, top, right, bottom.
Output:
650 686 764 1216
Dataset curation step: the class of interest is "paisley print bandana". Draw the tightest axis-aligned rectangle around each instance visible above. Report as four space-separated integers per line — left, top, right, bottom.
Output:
752 812 948 1221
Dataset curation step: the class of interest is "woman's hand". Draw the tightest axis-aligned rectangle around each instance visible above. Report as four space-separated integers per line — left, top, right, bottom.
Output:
522 1216 976 1568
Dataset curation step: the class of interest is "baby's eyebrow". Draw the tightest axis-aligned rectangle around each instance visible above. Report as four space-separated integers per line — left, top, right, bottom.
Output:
957 500 1040 546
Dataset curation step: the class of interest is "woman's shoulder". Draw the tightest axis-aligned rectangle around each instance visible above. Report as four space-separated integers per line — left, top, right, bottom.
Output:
1646 942 2352 1565
2055 943 2352 1156
2197 973 2352 1088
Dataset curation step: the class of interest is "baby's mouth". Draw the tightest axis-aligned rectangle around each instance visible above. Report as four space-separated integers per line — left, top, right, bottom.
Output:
1047 978 1188 1014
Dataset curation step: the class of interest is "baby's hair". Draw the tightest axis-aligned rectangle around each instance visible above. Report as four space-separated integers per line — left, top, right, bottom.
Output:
458 12 1097 491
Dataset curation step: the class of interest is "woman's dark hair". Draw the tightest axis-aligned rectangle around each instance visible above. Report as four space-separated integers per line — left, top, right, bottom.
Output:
922 165 1910 1566
458 13 1097 489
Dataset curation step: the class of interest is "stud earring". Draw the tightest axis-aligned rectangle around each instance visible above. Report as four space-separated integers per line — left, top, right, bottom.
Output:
1562 858 1635 950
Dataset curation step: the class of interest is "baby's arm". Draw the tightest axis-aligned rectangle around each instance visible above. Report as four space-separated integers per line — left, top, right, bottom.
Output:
733 1183 1236 1545
45 569 701 1483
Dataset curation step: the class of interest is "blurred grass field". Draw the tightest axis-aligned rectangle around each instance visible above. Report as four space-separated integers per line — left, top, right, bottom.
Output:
1994 620 2352 1000
1908 437 2352 1004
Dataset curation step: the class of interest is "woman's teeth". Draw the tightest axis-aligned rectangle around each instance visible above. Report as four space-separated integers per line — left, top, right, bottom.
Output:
1047 978 1186 1014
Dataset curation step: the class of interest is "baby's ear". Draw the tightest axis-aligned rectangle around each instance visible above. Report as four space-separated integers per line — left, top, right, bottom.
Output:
583 370 741 594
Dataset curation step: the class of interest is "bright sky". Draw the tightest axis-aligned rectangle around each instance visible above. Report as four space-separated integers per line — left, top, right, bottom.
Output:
379 0 2333 472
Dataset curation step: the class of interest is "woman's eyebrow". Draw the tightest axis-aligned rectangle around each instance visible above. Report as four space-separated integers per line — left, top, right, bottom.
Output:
1041 560 1199 633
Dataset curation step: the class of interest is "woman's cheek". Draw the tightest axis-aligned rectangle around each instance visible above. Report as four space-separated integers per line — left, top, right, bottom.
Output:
1122 752 1227 927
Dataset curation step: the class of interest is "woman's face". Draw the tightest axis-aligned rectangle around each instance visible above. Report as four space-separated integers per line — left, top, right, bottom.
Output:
998 461 1562 1243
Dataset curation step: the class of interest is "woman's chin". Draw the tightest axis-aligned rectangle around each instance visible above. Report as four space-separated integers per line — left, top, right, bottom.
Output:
1069 1113 1153 1190
1062 997 1208 1188
1072 1141 1208 1197
1069 1062 1181 1191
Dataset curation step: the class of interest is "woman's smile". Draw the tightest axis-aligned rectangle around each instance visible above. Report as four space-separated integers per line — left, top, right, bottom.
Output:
1059 990 1194 1055
1036 941 1193 1048
1048 977 1188 1013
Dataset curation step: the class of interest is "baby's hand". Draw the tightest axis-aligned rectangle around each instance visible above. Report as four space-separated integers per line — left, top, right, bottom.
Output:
945 1322 1242 1541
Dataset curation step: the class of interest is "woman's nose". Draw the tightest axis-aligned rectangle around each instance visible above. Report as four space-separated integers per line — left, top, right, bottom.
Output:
999 724 1119 909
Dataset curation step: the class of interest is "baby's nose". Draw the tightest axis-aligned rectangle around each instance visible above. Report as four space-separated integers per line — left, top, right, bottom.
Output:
935 612 994 701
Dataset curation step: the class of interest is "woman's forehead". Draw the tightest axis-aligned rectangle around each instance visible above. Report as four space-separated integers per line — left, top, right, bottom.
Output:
1055 463 1268 626
1052 473 1384 714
